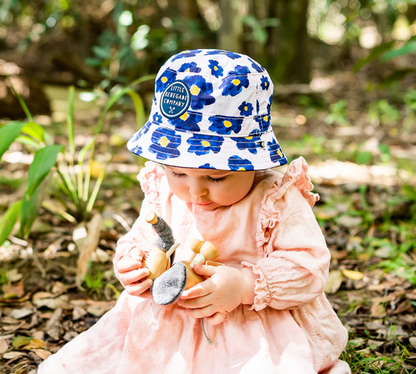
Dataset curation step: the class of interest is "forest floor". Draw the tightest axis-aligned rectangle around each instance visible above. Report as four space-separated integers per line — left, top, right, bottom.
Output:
1 65 416 374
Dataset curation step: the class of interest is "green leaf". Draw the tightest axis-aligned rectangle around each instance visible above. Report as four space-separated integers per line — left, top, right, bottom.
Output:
380 41 416 61
379 69 416 89
21 122 45 143
0 200 21 246
353 41 395 73
356 151 372 165
26 145 63 199
0 121 27 161
67 86 75 157
92 45 111 59
378 143 391 156
19 186 41 239
12 336 33 349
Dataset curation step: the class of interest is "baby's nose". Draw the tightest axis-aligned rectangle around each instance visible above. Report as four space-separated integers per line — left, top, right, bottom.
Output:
189 182 208 197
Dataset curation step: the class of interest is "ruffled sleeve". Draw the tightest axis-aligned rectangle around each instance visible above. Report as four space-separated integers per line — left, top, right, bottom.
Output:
242 157 330 311
113 162 166 280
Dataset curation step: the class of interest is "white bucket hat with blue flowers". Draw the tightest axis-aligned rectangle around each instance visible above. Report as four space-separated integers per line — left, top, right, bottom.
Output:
127 49 288 171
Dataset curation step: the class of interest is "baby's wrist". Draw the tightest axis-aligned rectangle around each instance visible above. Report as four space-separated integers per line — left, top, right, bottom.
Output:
240 267 258 305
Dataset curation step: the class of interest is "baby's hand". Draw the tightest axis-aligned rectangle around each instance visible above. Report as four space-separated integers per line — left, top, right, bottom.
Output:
178 264 255 323
116 247 152 297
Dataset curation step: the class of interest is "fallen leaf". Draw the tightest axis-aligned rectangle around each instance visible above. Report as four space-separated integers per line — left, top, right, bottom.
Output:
371 302 386 317
10 307 34 320
12 336 32 349
392 300 412 315
23 338 45 350
342 269 364 280
0 339 8 354
325 270 344 294
45 308 63 340
5 269 23 282
2 280 25 299
76 213 103 287
73 306 87 320
32 349 52 360
410 337 416 349
338 215 363 228
2 351 27 359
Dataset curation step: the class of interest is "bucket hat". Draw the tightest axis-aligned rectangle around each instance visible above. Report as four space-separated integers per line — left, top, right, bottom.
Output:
127 49 287 171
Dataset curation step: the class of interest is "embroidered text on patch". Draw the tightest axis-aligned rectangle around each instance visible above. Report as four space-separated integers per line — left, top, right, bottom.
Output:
160 81 191 119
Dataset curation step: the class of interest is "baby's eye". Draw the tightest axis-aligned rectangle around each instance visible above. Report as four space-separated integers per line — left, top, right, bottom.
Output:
207 176 226 182
171 171 186 178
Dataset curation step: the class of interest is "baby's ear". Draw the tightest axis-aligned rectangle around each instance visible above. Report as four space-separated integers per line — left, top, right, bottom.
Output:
151 262 187 305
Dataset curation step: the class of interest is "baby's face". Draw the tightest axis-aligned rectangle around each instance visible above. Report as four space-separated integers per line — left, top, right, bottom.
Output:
164 166 255 211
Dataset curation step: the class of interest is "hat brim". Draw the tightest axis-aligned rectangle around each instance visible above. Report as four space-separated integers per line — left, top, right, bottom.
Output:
127 121 287 171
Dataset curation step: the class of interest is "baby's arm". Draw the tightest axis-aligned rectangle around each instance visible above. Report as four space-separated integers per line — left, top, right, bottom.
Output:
242 185 330 310
114 198 158 297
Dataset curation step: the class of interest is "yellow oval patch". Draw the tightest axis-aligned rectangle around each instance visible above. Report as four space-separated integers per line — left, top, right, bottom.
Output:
224 120 232 128
159 136 169 147
190 85 200 96
161 77 168 83
201 140 210 147
232 79 240 86
180 112 189 121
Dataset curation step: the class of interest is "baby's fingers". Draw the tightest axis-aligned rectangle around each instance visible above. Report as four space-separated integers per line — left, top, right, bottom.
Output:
117 258 142 274
125 279 153 296
180 279 213 299
205 312 226 326
184 304 217 319
119 268 150 286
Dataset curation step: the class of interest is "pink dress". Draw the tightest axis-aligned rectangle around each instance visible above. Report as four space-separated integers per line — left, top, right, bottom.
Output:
38 157 350 374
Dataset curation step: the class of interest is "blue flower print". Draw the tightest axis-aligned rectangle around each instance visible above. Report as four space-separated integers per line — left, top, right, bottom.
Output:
208 116 243 135
208 60 223 78
260 76 270 91
187 134 224 156
220 66 250 97
267 138 285 163
238 101 253 116
168 111 202 132
248 57 264 73
267 94 273 112
231 131 262 154
149 127 181 160
171 50 202 62
254 114 271 132
256 100 260 114
204 50 242 60
178 62 201 73
198 163 216 169
130 144 142 154
155 70 177 93
228 155 254 171
153 112 163 123
183 75 216 110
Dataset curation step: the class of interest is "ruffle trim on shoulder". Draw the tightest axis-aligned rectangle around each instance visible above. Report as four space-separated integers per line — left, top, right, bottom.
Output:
241 261 269 311
137 161 166 216
256 157 319 252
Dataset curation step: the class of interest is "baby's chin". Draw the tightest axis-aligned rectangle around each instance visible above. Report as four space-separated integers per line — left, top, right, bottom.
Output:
187 201 223 211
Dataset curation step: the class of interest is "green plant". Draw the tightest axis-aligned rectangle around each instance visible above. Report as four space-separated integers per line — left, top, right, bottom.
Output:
0 76 153 246
84 271 103 297
368 100 400 126
325 100 349 126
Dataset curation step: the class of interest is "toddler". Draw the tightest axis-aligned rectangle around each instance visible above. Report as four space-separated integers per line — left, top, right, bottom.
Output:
39 49 350 374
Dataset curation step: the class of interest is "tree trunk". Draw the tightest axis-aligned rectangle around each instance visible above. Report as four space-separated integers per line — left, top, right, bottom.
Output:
217 0 247 52
265 0 311 84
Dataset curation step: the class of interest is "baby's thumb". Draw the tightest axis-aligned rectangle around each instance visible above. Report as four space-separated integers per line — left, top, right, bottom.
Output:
193 264 217 277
